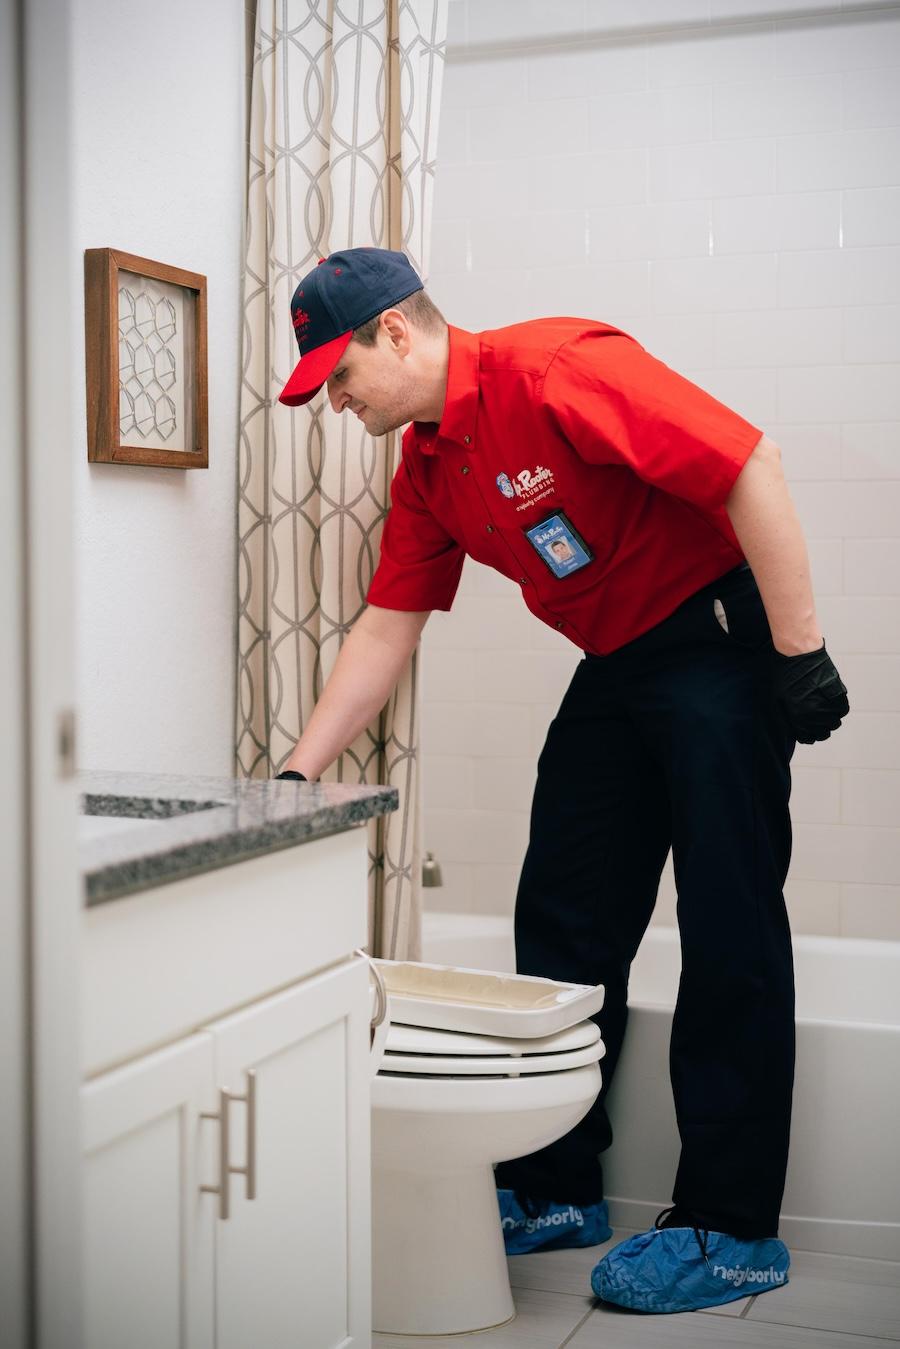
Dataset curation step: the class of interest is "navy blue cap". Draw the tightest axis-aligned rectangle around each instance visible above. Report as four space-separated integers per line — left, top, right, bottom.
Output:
278 247 424 407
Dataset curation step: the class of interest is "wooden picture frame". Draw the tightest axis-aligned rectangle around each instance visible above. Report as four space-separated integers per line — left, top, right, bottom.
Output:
84 248 208 469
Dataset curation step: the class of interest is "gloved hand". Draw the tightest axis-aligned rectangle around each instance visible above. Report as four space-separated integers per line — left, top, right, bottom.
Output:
275 770 308 781
770 641 849 744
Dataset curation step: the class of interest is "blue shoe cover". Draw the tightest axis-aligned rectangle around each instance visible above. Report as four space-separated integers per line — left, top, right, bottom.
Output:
591 1225 790 1313
498 1189 612 1255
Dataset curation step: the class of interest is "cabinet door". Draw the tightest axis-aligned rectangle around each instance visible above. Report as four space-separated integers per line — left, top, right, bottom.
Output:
207 958 371 1349
81 1034 216 1349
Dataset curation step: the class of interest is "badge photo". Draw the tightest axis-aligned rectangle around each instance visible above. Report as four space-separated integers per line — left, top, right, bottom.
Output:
524 511 594 579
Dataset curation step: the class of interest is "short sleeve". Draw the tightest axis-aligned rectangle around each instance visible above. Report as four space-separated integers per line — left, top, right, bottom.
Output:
541 329 763 513
365 453 465 612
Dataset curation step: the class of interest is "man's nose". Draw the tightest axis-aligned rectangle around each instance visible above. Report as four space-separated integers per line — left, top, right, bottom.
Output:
326 380 348 414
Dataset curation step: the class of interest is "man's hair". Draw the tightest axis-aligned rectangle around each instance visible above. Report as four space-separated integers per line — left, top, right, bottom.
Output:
351 288 447 346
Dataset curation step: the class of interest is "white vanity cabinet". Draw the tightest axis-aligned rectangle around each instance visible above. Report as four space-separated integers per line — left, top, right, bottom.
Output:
81 824 375 1349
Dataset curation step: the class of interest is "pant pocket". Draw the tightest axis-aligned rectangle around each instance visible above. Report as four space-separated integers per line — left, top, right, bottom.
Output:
709 570 773 651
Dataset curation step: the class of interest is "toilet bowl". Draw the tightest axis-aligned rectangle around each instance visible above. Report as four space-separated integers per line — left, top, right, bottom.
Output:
369 960 605 1337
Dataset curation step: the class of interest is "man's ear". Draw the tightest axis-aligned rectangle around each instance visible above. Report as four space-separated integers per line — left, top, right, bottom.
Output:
380 307 411 354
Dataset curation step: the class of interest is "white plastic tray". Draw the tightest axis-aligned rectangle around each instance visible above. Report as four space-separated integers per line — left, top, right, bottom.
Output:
372 958 605 1039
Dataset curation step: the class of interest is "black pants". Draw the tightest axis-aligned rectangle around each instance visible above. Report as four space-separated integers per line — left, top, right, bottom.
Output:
494 563 796 1239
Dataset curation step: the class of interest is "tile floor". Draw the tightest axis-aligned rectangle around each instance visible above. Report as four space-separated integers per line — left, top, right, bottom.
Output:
373 1227 900 1348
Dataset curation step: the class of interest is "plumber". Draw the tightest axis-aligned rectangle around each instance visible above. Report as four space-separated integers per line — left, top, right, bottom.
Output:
274 246 849 1315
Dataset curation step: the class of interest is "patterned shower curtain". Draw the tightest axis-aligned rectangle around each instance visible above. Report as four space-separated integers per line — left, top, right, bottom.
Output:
236 0 449 959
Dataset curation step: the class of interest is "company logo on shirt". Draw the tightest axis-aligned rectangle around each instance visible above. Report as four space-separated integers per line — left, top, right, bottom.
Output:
499 464 557 512
514 465 554 496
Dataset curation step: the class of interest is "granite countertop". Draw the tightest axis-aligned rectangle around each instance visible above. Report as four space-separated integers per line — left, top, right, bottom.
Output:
79 770 399 907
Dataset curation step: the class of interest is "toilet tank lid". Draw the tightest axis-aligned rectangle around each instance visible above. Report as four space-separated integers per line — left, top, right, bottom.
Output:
372 959 605 1039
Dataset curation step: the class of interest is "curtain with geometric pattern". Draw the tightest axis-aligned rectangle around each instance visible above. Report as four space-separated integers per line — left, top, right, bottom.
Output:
236 0 449 959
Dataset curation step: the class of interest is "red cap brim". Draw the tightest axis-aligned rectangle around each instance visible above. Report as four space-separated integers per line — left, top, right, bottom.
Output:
277 330 354 407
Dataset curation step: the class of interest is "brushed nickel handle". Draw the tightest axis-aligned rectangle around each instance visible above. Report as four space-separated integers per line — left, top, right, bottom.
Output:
200 1087 232 1221
247 1069 257 1200
229 1070 257 1202
200 1072 257 1218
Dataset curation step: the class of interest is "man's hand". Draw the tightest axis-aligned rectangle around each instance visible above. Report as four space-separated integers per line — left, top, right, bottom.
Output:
274 604 431 782
770 642 849 744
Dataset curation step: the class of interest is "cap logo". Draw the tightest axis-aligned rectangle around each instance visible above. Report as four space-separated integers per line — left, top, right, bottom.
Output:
292 306 312 347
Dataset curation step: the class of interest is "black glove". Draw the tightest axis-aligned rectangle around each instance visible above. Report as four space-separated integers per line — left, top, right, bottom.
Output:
275 770 308 781
770 641 849 744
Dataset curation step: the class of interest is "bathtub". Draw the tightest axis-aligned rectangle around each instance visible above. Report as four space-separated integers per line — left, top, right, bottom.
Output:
421 912 900 1262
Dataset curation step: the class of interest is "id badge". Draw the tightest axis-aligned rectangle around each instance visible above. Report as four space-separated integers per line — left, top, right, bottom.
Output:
524 511 594 578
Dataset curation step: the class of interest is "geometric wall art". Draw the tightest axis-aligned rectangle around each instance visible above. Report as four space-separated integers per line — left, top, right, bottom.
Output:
84 248 208 468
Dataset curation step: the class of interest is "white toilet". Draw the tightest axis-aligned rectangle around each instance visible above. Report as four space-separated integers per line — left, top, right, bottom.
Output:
369 959 605 1337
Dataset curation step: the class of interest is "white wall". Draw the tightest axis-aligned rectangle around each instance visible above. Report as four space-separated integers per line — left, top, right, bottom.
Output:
422 0 900 940
72 0 246 776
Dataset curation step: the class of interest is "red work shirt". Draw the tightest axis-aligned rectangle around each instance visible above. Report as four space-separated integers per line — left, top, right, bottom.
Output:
365 318 762 656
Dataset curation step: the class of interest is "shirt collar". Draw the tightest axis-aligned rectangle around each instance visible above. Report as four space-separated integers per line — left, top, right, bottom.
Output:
411 324 479 456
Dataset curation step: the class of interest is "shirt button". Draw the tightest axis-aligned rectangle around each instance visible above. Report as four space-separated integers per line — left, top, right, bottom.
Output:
555 620 565 630
464 435 472 445
485 524 495 533
461 465 470 475
518 576 528 586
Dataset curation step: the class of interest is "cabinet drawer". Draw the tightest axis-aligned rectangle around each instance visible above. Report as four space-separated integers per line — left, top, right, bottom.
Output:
82 827 368 1076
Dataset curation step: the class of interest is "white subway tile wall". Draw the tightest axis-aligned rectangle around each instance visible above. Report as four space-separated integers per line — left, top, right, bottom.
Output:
420 1 900 938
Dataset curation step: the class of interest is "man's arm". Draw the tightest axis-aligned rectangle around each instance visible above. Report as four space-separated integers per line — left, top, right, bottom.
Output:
279 604 431 780
724 433 823 656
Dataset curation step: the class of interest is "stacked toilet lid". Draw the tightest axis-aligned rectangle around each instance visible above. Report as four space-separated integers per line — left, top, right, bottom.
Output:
381 1018 604 1078
373 959 606 1078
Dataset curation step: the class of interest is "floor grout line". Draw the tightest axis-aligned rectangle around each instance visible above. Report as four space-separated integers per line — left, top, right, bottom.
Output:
740 1295 758 1318
556 1303 597 1349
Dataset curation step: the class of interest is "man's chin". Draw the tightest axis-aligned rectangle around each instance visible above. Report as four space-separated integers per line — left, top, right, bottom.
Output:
364 415 404 437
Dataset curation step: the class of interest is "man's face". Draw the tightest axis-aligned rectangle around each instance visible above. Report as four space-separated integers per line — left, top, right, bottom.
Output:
325 323 423 437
